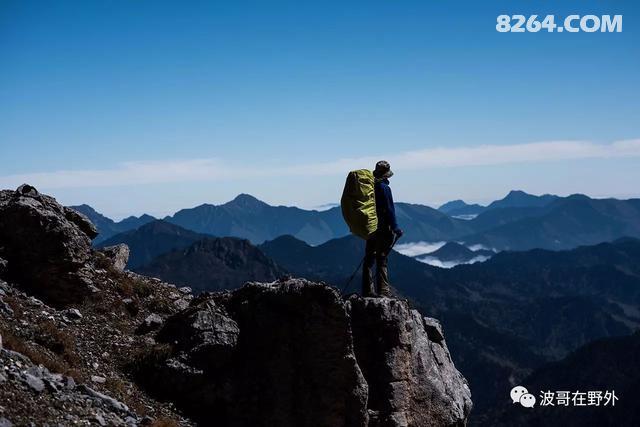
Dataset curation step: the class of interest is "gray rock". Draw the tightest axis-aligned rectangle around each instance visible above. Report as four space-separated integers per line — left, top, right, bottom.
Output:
172 298 189 311
0 417 13 427
65 376 76 390
178 286 192 295
23 373 45 392
94 414 107 426
78 384 130 413
158 299 239 372
136 313 163 334
91 375 107 384
63 308 83 319
144 279 369 427
0 299 13 317
26 296 44 307
0 185 96 305
99 244 130 272
349 297 472 427
141 281 473 426
63 207 99 239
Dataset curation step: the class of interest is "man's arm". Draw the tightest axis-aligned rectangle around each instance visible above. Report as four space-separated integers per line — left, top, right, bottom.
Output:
382 184 400 233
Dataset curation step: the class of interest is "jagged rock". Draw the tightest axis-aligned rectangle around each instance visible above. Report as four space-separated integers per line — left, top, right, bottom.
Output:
23 373 45 392
157 299 239 371
138 279 472 427
63 207 99 240
77 384 130 413
99 244 130 272
0 185 96 305
63 308 83 320
139 279 369 426
173 298 190 311
349 297 472 427
136 313 164 334
91 375 107 384
0 298 13 317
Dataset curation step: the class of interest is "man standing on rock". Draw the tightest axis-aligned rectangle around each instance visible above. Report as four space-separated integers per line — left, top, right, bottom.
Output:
362 161 403 297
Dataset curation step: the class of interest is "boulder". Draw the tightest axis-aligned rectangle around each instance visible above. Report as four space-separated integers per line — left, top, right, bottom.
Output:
136 313 164 334
348 297 472 427
0 185 97 305
99 244 130 272
142 279 369 427
139 279 472 427
157 299 238 371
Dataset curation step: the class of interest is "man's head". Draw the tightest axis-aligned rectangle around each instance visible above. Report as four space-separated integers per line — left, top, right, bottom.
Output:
373 160 394 179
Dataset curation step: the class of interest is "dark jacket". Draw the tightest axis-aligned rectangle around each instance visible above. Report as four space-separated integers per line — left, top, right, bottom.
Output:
374 179 399 232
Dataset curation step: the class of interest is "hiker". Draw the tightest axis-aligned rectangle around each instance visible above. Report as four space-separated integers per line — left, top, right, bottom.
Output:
362 160 403 297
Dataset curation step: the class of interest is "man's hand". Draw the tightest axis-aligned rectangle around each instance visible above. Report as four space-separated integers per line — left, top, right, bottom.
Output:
394 228 404 238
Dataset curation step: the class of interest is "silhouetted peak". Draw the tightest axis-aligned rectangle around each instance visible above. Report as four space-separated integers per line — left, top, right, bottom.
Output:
226 193 268 208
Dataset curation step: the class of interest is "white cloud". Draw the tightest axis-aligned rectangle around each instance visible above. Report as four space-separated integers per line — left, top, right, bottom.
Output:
416 255 491 269
394 241 447 257
1 139 639 190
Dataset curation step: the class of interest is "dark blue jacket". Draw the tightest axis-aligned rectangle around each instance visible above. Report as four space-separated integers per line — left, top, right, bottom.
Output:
374 179 399 232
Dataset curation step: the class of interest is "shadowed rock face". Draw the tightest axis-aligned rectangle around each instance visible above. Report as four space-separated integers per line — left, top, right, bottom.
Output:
0 185 98 305
138 279 472 427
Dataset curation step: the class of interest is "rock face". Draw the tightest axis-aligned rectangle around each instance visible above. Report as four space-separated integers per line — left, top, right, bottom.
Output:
0 185 98 305
137 279 472 427
99 244 130 272
349 297 472 426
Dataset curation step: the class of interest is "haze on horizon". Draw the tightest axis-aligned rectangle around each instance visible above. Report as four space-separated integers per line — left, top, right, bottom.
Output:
2 0 639 219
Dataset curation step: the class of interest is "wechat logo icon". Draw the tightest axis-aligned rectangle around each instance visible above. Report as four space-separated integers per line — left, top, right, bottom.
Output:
511 386 536 408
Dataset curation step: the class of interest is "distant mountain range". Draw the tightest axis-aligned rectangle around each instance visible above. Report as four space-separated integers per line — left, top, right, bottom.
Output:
165 194 347 245
437 190 560 218
97 220 206 268
137 236 285 293
72 190 640 251
70 204 156 244
96 220 284 292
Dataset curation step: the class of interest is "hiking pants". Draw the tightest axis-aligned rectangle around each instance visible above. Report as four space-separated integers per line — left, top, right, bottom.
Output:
362 228 395 297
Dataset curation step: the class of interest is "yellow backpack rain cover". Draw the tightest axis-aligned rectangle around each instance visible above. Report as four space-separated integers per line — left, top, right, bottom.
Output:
340 169 378 239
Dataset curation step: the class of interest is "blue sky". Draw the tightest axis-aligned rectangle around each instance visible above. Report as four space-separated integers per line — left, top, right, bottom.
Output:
1 0 639 218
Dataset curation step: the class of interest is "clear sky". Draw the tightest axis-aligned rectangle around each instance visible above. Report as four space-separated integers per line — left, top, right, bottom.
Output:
1 0 639 219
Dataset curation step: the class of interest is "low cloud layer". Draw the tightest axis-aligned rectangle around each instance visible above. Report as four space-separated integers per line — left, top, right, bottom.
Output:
1 139 639 190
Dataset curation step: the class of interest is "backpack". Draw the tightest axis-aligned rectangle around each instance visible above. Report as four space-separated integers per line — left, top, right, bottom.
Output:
340 169 378 239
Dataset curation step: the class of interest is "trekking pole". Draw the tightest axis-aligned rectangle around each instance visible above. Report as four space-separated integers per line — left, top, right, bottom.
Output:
341 233 401 295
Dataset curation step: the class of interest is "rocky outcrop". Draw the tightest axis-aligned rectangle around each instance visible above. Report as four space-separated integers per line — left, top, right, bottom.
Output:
99 244 130 272
137 279 472 427
349 297 472 426
138 279 369 427
0 185 99 305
